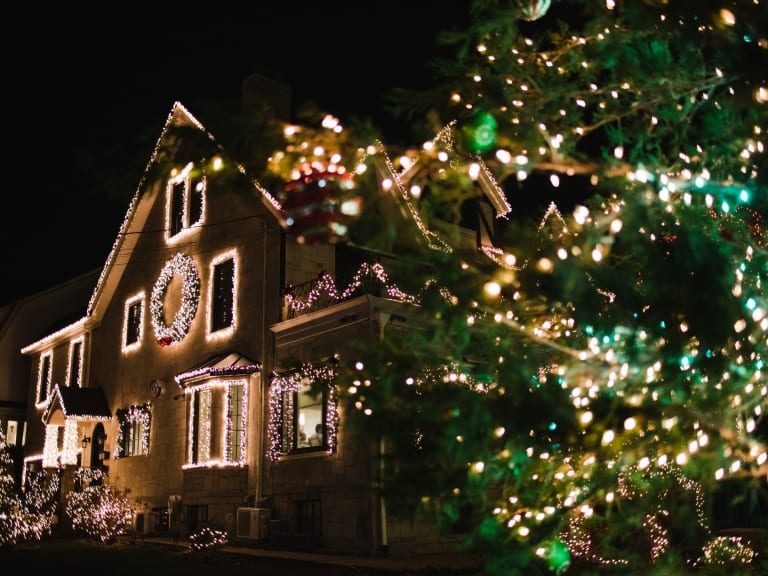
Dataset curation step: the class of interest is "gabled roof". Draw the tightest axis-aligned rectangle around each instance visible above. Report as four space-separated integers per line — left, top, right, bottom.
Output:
175 351 262 386
373 121 512 254
42 384 111 425
82 100 513 328
84 102 283 324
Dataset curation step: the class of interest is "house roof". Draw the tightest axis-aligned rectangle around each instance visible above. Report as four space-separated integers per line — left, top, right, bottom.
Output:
175 351 262 386
82 99 513 327
42 384 111 425
84 101 284 324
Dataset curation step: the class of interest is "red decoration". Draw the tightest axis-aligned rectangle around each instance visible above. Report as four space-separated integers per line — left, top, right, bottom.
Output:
518 0 551 21
279 169 361 244
157 336 174 347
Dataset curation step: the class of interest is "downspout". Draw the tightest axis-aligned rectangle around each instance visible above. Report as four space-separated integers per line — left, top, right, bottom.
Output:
255 219 268 507
379 436 389 557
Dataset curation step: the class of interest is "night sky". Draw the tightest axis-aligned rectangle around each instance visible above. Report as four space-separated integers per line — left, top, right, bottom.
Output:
3 4 470 306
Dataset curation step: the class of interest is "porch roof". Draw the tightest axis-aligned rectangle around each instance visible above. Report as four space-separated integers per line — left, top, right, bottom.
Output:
42 384 111 425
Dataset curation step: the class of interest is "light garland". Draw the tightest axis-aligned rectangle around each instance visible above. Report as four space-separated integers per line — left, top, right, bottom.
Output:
284 262 421 319
121 292 145 352
561 464 758 568
114 403 152 459
150 252 200 346
267 363 339 460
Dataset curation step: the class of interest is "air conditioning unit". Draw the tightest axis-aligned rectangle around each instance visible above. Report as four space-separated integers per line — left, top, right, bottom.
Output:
133 511 158 534
236 507 270 540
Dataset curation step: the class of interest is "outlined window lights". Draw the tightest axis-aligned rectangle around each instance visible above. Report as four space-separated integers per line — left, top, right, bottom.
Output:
166 162 205 242
188 387 212 465
123 293 145 351
226 381 246 463
209 250 237 336
267 363 338 459
185 379 248 468
36 352 52 405
66 338 84 387
116 404 151 458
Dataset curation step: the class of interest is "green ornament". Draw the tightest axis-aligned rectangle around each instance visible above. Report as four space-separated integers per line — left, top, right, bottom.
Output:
461 110 497 154
545 538 571 575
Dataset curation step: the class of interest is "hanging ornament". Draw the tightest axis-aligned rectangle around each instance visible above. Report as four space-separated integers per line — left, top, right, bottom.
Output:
460 110 498 155
544 538 572 575
279 168 362 245
517 0 551 21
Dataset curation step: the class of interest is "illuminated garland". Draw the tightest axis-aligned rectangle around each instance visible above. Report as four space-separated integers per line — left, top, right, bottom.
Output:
267 363 339 460
561 464 758 568
150 252 200 346
114 403 152 459
284 262 421 318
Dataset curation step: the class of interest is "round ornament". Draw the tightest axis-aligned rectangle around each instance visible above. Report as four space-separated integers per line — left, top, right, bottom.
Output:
279 168 362 245
518 0 551 21
461 110 498 155
150 252 200 346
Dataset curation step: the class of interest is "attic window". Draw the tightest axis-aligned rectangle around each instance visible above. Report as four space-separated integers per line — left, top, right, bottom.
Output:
166 162 205 241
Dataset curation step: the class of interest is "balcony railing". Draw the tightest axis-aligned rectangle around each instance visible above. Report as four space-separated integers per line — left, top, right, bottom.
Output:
281 262 420 321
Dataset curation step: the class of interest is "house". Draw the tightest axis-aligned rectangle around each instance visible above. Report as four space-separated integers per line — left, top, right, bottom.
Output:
0 269 100 489
19 75 512 557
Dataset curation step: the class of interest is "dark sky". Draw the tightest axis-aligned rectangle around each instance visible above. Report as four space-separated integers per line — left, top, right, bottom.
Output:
4 4 470 307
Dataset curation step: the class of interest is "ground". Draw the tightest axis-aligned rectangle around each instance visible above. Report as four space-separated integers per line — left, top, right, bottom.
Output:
3 538 483 576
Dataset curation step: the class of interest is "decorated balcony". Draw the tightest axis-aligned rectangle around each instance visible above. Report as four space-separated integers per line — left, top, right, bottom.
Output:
281 261 419 321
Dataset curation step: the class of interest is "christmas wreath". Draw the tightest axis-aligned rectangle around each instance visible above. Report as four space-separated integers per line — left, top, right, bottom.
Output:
150 252 200 346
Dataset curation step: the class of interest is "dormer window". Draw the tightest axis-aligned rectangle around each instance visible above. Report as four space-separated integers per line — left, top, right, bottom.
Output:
166 162 205 241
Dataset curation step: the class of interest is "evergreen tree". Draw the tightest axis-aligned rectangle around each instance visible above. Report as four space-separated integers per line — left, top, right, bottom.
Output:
259 1 767 574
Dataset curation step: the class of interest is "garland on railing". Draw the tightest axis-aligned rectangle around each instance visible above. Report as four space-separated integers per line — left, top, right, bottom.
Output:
284 262 421 318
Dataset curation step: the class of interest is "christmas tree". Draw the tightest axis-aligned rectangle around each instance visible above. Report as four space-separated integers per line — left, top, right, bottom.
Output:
257 1 767 574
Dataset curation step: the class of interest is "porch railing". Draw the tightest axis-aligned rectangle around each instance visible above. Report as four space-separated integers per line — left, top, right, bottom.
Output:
281 263 410 321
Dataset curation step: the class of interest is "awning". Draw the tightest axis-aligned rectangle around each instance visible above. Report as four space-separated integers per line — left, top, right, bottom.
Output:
175 351 261 387
42 384 111 425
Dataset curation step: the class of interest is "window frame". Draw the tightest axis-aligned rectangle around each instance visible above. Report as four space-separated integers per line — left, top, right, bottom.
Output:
122 293 145 351
208 250 238 337
116 404 151 458
268 364 338 459
165 162 206 243
66 338 84 387
185 378 248 468
36 352 53 405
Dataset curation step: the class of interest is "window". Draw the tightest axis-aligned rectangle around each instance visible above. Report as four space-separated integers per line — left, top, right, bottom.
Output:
267 364 338 458
210 256 236 333
186 379 248 467
116 404 151 458
36 352 52 404
123 295 144 350
166 163 205 241
189 388 212 465
67 339 83 387
226 382 246 463
294 379 325 450
6 420 18 446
